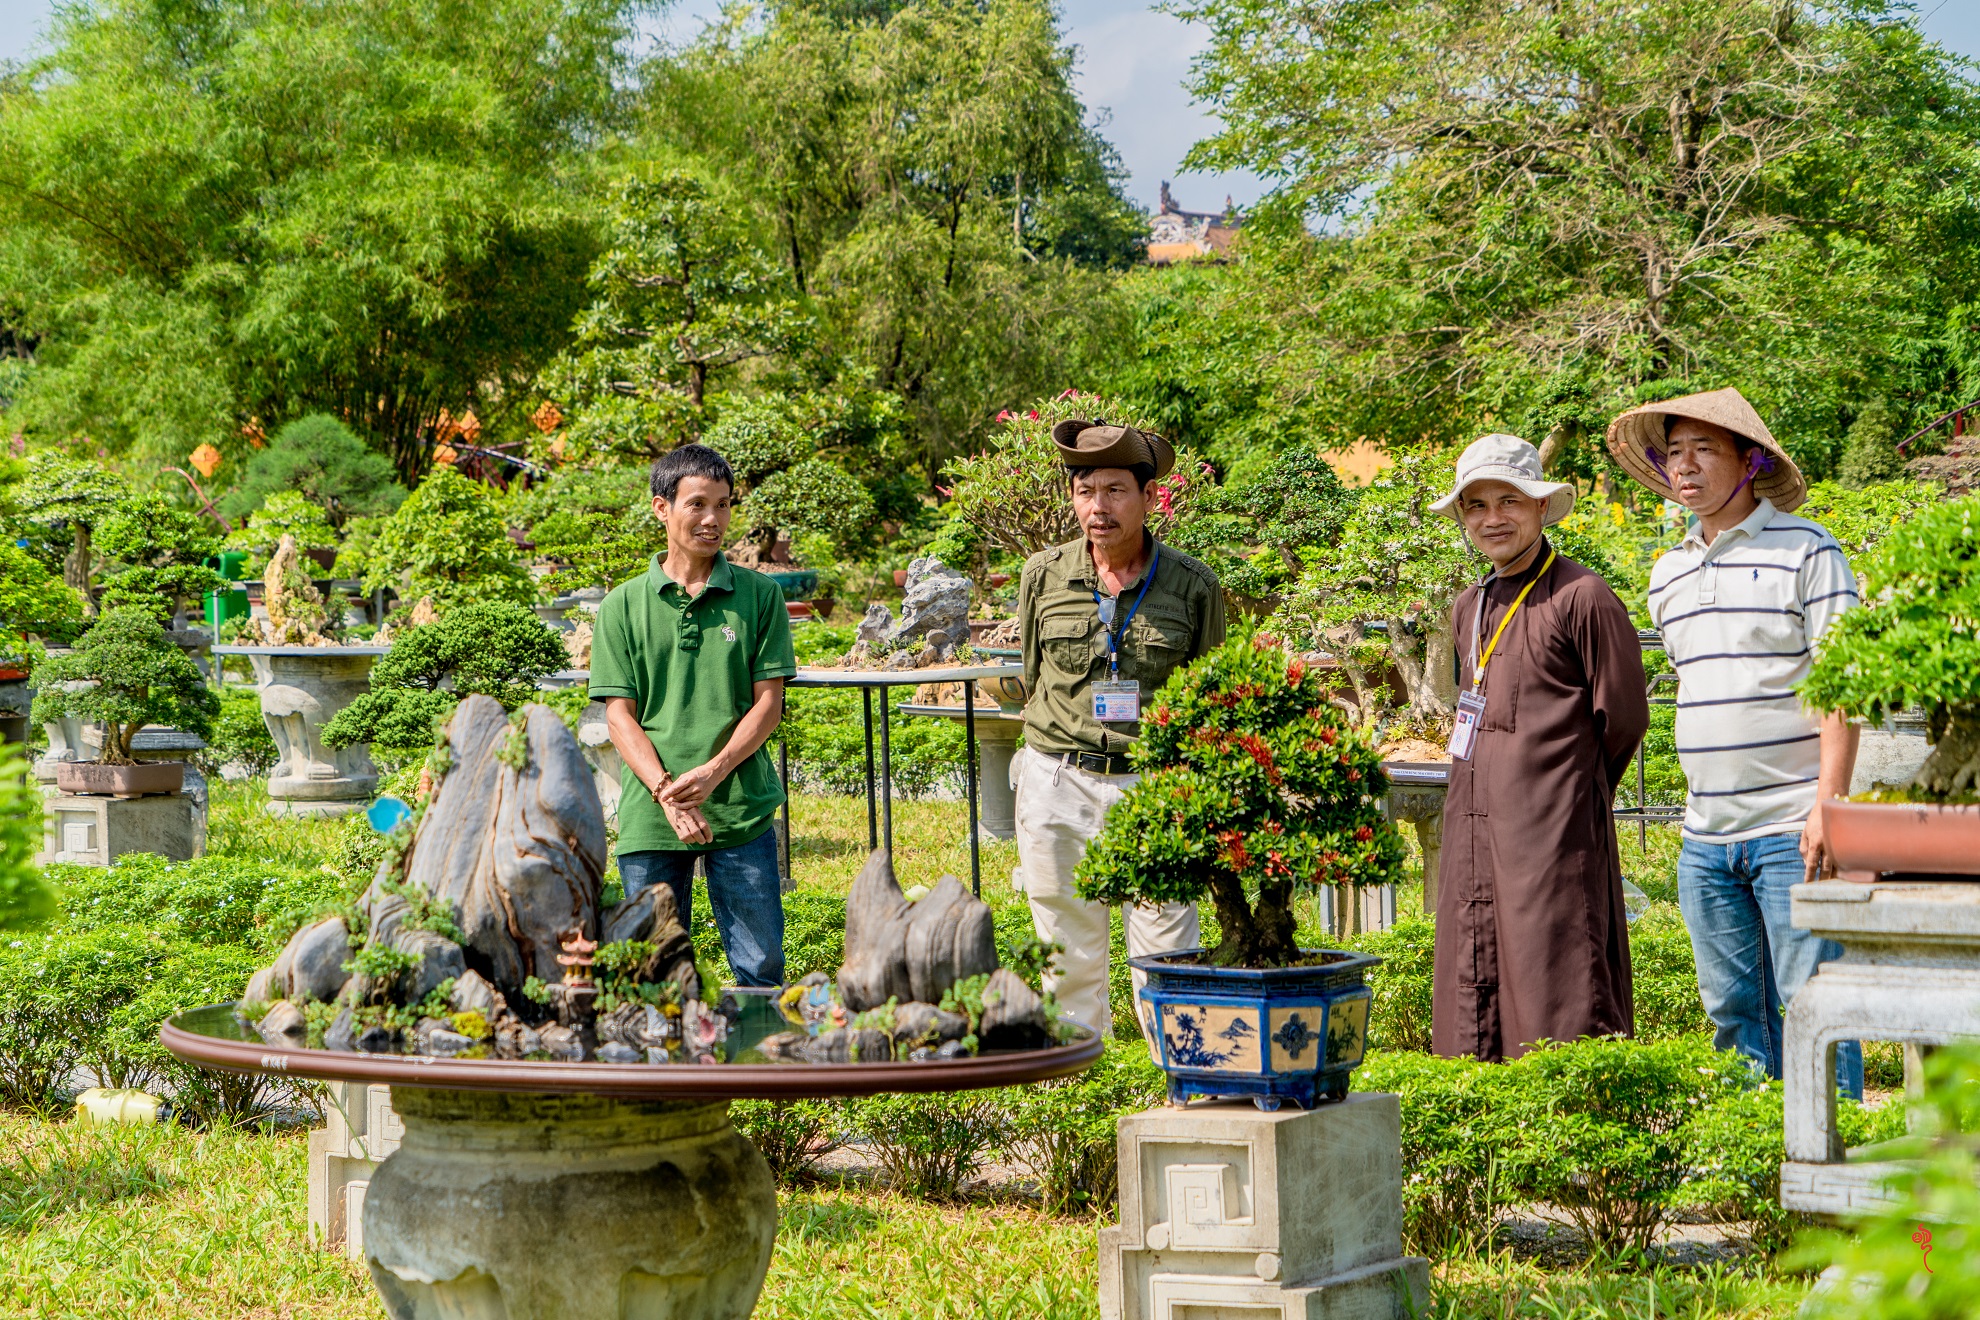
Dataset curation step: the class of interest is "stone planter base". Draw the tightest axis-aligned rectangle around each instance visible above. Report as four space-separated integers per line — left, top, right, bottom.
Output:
309 1081 403 1260
39 792 201 865
363 1088 776 1320
1100 1095 1428 1320
215 646 386 818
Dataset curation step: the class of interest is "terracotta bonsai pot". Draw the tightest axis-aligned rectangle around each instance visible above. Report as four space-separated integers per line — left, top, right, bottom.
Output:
55 759 186 799
785 601 815 621
987 573 1011 589
306 548 339 573
893 569 909 588
1825 800 1980 882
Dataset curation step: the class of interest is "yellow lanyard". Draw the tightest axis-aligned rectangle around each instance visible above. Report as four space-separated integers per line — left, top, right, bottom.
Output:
1471 549 1555 691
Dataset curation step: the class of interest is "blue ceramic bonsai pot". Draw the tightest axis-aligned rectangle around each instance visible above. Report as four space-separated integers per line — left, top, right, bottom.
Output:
1130 948 1379 1111
763 569 820 602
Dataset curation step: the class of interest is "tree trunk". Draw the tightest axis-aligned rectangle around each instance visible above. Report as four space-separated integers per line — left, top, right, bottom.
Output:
1204 870 1300 968
1917 703 1980 799
67 523 96 614
1536 422 1574 475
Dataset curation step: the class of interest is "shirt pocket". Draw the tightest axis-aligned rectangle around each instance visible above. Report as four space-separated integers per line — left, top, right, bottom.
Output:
1126 608 1192 682
1042 614 1101 677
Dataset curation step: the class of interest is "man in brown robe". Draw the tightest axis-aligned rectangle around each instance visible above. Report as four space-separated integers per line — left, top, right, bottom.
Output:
1427 435 1650 1061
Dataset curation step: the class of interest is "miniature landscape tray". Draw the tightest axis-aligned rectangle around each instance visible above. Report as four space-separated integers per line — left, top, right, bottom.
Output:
162 998 1103 1100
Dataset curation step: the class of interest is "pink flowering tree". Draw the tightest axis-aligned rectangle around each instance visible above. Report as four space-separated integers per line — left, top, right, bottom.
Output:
925 390 1208 576
1075 636 1407 967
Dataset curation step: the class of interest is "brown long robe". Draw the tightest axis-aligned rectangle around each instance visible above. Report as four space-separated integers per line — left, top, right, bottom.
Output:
1431 543 1649 1062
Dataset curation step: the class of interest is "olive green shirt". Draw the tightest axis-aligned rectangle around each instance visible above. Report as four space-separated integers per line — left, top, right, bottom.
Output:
1018 534 1225 757
588 553 797 854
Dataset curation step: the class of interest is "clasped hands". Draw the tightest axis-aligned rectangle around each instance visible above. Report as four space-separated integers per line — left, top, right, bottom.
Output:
648 761 725 845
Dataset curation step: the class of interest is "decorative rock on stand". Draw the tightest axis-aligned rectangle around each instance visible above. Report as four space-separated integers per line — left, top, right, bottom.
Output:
215 645 388 817
1099 1096 1428 1319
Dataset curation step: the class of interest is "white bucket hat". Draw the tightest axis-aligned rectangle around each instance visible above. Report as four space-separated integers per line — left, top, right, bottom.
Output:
1429 434 1576 526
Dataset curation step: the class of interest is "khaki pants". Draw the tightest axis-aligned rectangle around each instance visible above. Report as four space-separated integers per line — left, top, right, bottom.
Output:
1011 745 1199 1040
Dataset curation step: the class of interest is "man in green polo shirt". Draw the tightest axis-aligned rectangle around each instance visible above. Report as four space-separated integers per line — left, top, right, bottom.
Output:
589 444 797 986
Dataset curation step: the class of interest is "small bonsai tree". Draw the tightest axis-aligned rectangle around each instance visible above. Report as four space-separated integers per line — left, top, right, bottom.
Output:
322 601 569 758
362 466 533 614
508 465 660 592
219 413 406 529
1801 494 1980 800
30 608 220 764
95 494 226 624
706 400 873 560
224 490 340 576
14 454 128 601
1075 636 1407 967
1162 446 1357 611
0 541 85 663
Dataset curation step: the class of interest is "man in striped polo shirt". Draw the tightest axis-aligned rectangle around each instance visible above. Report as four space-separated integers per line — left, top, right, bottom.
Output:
1608 388 1862 1098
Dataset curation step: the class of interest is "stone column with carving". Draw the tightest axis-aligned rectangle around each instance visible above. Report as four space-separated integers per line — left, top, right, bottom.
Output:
218 645 389 818
1099 1095 1428 1320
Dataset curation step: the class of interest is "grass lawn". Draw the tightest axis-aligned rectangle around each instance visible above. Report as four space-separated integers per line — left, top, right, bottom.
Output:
0 1109 1814 1320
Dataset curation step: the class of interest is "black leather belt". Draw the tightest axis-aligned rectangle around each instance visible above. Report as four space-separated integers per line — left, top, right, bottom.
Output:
1056 750 1134 776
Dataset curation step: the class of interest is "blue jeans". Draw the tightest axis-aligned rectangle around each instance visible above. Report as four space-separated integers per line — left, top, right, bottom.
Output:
1678 833 1862 1099
618 826 785 987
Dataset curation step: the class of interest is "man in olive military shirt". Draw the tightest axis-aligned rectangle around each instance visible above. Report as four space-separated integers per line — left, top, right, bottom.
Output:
1015 419 1226 1037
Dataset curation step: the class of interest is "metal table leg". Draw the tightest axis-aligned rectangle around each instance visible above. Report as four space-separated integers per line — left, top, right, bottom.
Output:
777 738 793 893
964 681 980 897
880 685 893 854
863 687 877 851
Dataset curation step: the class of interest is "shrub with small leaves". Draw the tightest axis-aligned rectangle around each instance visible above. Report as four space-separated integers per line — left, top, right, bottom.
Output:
999 1041 1165 1215
1077 636 1406 967
732 1098 846 1185
841 1089 1006 1200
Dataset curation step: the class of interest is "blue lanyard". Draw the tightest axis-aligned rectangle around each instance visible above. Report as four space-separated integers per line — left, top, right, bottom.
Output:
1092 547 1159 678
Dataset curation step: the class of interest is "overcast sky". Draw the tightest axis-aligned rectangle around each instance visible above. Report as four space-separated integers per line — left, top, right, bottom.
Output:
0 0 1974 215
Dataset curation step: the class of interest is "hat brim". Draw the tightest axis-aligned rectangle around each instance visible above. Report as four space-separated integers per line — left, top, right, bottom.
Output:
1053 422 1176 480
1431 470 1577 527
1605 392 1807 513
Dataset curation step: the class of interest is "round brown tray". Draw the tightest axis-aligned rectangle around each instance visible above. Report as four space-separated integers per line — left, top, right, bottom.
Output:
161 1003 1104 1099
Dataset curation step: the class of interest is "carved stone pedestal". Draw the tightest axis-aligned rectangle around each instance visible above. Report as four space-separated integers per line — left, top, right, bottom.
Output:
38 791 201 865
1099 1095 1428 1320
362 1088 776 1320
309 1081 403 1260
216 646 387 817
1783 881 1980 1215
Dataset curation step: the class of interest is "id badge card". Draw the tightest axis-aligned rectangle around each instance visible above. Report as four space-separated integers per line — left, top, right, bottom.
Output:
1447 689 1487 761
1092 680 1142 723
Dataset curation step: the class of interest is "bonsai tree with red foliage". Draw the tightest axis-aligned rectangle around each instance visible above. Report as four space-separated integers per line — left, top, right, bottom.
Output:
1075 635 1407 968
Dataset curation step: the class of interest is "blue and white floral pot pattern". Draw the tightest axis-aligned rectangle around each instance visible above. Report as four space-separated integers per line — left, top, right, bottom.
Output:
1130 948 1378 1111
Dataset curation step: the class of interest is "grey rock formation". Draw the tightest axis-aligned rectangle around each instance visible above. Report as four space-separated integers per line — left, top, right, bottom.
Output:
285 917 354 1003
887 557 970 652
977 967 1052 1050
596 1042 640 1064
599 885 698 995
324 1005 357 1054
392 928 467 1005
856 602 893 644
449 968 499 1017
893 1001 970 1047
256 999 307 1048
837 850 996 1011
245 964 279 1005
538 1023 585 1061
371 696 606 991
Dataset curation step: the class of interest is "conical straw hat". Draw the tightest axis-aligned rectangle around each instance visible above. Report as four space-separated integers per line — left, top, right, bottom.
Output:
1605 387 1806 513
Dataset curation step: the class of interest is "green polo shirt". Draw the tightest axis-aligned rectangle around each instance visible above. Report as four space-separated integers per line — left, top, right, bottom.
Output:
588 553 798 854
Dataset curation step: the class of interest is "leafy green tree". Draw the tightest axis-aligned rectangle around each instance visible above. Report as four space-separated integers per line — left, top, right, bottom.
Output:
363 468 533 613
30 608 219 763
1837 399 1910 489
11 453 127 598
0 541 85 654
1176 0 1980 469
1798 477 1943 570
218 415 406 528
95 494 226 623
322 602 570 756
705 398 874 557
1163 447 1356 610
509 465 661 592
547 171 811 462
648 0 1140 472
0 0 638 473
1269 448 1476 727
0 748 54 932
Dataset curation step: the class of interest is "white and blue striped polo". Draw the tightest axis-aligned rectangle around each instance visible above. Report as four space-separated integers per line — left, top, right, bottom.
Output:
1647 497 1859 843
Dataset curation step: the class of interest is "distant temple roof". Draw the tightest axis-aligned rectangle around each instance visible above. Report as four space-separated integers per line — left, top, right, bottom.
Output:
1145 182 1244 264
